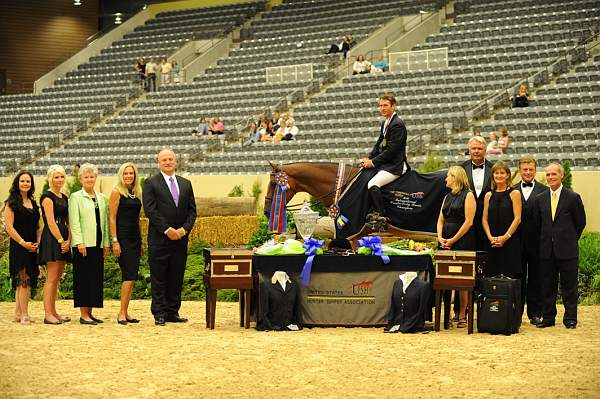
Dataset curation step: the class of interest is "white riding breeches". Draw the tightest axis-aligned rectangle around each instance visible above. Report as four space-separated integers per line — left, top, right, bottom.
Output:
367 170 400 189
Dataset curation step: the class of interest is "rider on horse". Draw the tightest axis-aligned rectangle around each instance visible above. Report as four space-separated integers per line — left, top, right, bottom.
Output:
360 93 408 225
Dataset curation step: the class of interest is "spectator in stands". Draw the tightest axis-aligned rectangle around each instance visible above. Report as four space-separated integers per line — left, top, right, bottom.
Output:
271 111 281 130
192 117 208 136
327 34 356 58
69 163 110 325
38 165 72 325
160 57 172 86
487 133 502 157
512 83 530 108
244 121 260 146
208 116 224 135
145 58 157 92
4 171 41 325
498 127 510 151
371 55 387 73
353 55 370 75
482 161 522 278
259 120 275 142
277 113 294 129
171 59 181 83
258 114 269 128
135 57 146 88
280 119 299 141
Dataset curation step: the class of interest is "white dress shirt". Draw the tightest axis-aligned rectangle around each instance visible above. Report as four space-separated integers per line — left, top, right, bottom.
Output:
472 163 485 197
521 180 535 201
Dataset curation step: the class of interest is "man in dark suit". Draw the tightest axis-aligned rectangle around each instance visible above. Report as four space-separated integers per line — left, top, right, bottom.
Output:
512 158 548 325
360 93 408 223
143 148 197 326
460 136 493 251
533 162 586 329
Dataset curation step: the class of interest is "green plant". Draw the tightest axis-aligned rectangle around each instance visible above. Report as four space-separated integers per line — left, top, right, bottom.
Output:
249 179 262 200
66 177 82 195
418 152 445 173
41 178 49 195
310 196 329 217
562 160 572 190
228 184 244 197
579 232 600 304
247 215 272 248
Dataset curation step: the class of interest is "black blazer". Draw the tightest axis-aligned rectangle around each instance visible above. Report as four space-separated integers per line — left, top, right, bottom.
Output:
142 173 197 246
369 113 408 175
461 159 493 201
512 180 548 253
533 187 586 261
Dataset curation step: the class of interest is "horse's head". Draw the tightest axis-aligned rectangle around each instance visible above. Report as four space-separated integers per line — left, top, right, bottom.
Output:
264 161 296 218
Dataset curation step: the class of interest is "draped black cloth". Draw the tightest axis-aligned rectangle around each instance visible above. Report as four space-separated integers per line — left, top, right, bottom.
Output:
336 169 449 238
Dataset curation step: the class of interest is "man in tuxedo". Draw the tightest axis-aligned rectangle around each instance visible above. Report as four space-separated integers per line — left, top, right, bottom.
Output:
534 162 586 329
360 93 408 223
460 136 493 251
512 158 548 325
143 148 197 326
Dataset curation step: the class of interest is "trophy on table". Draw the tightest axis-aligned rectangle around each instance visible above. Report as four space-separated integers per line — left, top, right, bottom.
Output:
293 201 319 241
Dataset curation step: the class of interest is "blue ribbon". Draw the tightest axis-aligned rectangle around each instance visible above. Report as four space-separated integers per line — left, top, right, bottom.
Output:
357 236 390 264
299 238 324 285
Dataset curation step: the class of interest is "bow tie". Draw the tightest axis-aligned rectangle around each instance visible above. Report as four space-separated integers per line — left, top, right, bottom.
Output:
472 164 484 170
522 182 533 188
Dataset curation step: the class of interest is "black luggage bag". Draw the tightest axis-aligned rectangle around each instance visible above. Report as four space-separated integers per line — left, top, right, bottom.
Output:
477 275 521 335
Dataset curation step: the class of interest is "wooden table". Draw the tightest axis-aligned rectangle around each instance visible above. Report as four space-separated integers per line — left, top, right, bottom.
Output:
203 248 253 329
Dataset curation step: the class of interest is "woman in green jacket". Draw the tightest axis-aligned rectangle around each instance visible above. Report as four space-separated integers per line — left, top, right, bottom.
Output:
68 163 110 325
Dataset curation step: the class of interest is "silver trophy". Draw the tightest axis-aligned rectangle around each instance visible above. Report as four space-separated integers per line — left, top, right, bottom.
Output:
293 201 320 240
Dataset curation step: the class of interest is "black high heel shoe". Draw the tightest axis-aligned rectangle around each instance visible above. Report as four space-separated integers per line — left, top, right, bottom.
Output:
90 315 104 324
126 317 140 323
117 319 128 325
79 318 98 325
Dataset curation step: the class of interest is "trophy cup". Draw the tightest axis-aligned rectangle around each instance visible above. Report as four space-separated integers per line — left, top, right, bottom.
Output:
293 200 319 240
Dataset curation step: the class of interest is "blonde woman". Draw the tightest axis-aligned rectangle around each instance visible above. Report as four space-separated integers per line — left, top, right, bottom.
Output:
69 163 110 325
483 161 522 278
109 162 143 325
437 165 476 327
38 165 72 325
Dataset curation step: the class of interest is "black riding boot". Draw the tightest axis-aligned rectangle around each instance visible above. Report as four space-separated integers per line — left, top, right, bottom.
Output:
367 186 388 230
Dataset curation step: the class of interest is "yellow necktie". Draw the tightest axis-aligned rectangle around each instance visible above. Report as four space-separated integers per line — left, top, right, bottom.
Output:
551 192 557 221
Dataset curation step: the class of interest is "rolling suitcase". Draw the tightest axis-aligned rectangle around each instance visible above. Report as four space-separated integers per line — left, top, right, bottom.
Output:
477 275 521 335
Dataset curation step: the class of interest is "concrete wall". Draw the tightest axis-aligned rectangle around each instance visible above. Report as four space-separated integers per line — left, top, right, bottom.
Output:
34 9 150 94
2 171 598 231
1 0 99 94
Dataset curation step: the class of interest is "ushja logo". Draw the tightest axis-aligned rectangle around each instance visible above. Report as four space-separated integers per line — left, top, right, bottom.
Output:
351 280 373 295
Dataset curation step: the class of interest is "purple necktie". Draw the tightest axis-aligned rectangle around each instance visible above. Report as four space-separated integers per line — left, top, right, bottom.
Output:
169 176 179 206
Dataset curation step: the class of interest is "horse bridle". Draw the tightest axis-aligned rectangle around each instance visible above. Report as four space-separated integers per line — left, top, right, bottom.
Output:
265 166 361 211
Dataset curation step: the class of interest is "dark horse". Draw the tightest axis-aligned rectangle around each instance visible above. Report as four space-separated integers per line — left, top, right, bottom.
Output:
264 162 448 238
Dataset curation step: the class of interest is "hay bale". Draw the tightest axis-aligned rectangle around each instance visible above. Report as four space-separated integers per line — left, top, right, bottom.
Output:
141 215 259 246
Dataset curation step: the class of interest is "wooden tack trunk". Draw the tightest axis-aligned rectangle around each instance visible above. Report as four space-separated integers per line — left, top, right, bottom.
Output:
204 248 253 289
434 250 478 289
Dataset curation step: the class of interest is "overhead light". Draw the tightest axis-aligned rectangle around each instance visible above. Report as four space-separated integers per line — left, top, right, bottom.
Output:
74 0 81 5
115 13 122 24
419 10 428 14
143 4 147 10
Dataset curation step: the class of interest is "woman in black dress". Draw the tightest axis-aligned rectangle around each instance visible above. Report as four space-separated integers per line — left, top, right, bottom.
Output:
109 162 143 325
4 171 41 325
437 165 476 327
69 163 110 325
38 165 72 325
483 161 522 278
